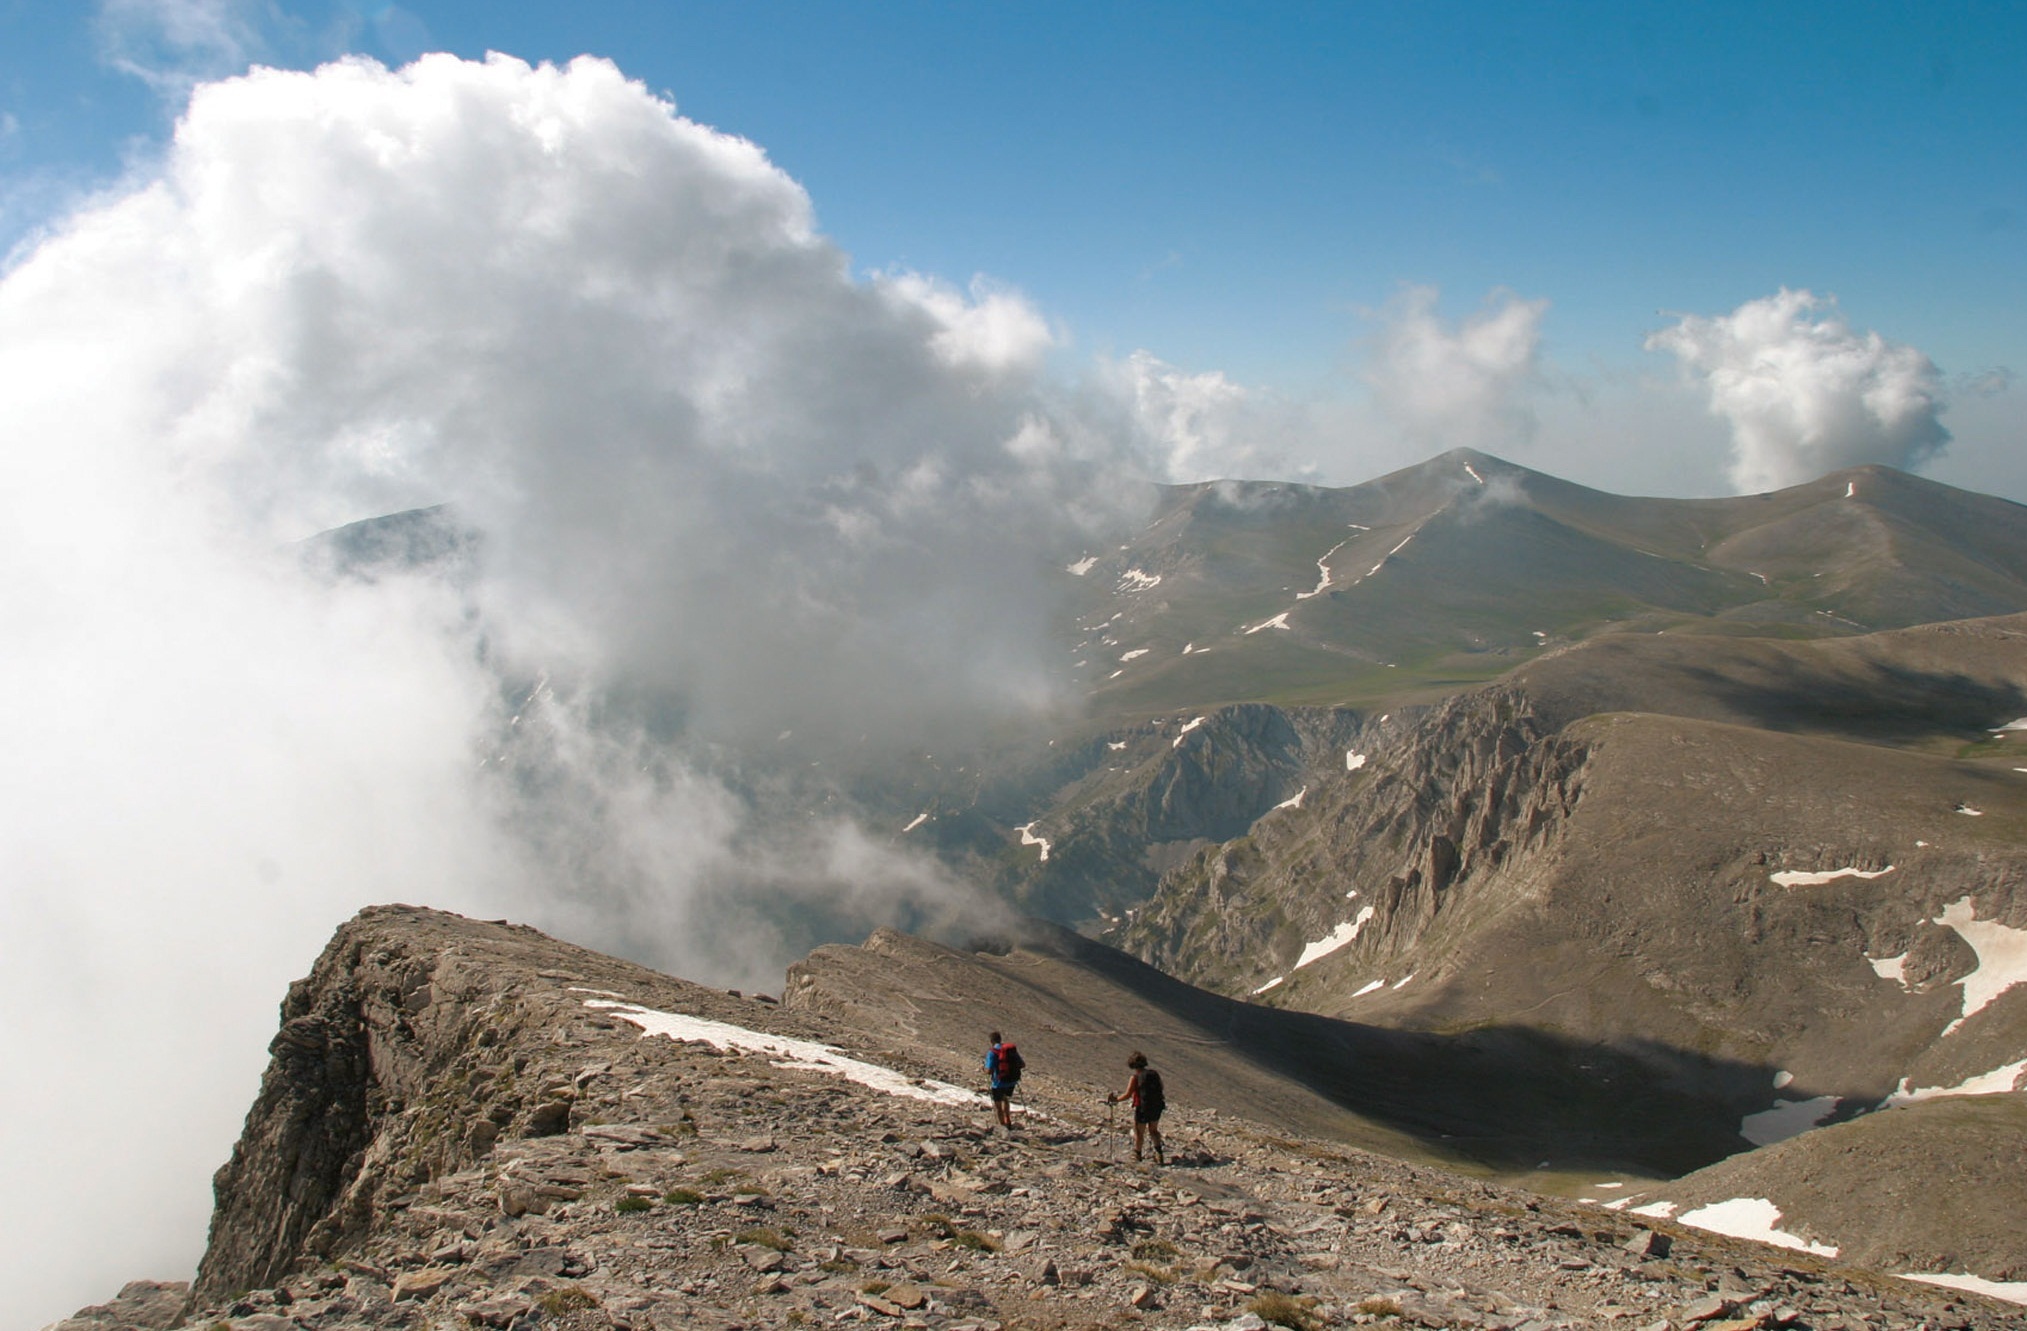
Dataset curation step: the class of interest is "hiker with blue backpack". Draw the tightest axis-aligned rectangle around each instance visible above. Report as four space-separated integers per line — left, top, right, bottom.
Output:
1107 1051 1165 1163
986 1030 1025 1130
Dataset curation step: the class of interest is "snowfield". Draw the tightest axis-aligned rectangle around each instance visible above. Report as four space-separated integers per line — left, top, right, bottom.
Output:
1933 896 2027 1034
1245 611 1291 634
585 1000 985 1108
1015 822 1051 861
1294 906 1376 970
1769 865 1894 887
1884 1058 2027 1107
1739 1094 1840 1146
1677 1198 1838 1257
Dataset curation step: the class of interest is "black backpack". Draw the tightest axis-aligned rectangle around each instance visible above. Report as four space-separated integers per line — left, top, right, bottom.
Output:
996 1042 1025 1082
1138 1067 1165 1113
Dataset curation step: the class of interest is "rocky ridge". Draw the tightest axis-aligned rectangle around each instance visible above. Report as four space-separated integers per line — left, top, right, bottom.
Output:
47 906 2027 1331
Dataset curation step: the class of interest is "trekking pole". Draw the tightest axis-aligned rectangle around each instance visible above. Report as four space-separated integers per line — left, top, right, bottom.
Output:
1105 1096 1117 1161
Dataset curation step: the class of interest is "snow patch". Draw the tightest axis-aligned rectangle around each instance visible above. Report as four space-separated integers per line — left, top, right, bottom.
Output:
902 812 929 833
1066 555 1098 576
1933 896 2027 1034
1117 568 1162 592
1245 612 1292 634
1015 822 1051 861
586 1001 984 1108
1252 976 1285 995
1677 1198 1838 1257
1295 907 1375 970
1345 750 1368 772
1956 803 1984 816
1740 1095 1840 1146
1770 865 1894 887
1630 1201 1678 1219
1173 715 1208 748
1392 972 1417 989
1107 740 1128 751
1351 979 1385 998
1463 463 1484 485
1900 1273 2027 1307
1845 480 1857 499
1883 1059 2027 1107
1772 1069 1794 1089
1294 540 1348 600
1994 717 2027 732
1120 648 1150 662
1869 952 1909 987
1273 786 1308 811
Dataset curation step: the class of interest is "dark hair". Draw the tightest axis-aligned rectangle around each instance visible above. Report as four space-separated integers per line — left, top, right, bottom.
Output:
989 1031 1002 1043
1127 1051 1147 1069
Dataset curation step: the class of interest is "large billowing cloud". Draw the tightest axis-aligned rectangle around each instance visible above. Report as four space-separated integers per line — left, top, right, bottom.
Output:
0 52 1152 1321
1364 284 1548 450
1645 288 1951 492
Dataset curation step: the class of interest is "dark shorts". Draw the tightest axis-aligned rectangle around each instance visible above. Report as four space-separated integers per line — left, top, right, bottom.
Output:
1134 1106 1162 1125
990 1083 1017 1102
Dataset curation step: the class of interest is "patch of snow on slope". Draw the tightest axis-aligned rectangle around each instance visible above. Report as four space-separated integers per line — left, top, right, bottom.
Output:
586 1001 983 1107
1392 973 1417 989
1252 976 1285 995
1245 612 1291 634
1870 952 1910 987
1273 786 1308 811
1678 1198 1838 1257
1066 555 1098 576
1173 715 1207 748
1883 1058 2027 1107
1901 1273 2027 1307
1845 480 1857 498
1770 865 1894 887
1345 750 1368 771
902 812 929 833
1933 896 2027 1034
1107 740 1127 751
1351 979 1385 998
1464 463 1484 484
1117 568 1161 592
1120 648 1149 661
1631 1201 1678 1218
1295 907 1376 969
1294 541 1348 599
1772 1069 1794 1089
1955 803 1984 816
1994 717 2027 732
1015 822 1051 861
1740 1095 1840 1146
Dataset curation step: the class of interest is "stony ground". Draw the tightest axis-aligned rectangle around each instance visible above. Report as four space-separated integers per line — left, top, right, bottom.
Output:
45 909 2027 1331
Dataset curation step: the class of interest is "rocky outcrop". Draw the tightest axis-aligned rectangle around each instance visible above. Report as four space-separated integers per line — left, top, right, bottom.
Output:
60 907 2027 1330
1117 687 1588 994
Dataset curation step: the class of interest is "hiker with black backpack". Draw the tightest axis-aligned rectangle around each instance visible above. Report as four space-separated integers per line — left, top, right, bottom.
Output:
1107 1051 1165 1163
985 1030 1024 1130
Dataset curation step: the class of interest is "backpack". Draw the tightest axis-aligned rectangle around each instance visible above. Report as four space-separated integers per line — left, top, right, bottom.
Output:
1138 1067 1165 1113
994 1042 1025 1083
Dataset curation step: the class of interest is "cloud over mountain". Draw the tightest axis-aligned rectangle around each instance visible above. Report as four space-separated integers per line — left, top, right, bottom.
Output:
1647 289 1951 493
1365 285 1549 450
0 51 1135 1319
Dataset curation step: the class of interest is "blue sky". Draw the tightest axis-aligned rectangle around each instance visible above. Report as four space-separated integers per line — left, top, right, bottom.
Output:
1 1 2022 494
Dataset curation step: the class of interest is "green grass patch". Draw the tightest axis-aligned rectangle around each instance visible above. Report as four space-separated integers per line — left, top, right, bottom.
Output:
663 1187 705 1205
736 1227 793 1252
614 1195 653 1214
1249 1290 1317 1330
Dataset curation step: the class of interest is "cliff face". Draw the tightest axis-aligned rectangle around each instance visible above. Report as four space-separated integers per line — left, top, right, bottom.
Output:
192 906 734 1300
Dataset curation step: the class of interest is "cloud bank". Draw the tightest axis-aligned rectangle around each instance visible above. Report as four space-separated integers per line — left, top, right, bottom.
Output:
0 51 1147 1322
1646 288 1951 493
1365 285 1549 451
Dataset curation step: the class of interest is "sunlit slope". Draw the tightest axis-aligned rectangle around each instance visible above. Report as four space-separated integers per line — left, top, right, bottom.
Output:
1066 450 2027 717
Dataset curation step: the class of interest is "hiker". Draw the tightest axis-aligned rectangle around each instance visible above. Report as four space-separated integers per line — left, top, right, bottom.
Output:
1107 1051 1165 1163
985 1030 1024 1129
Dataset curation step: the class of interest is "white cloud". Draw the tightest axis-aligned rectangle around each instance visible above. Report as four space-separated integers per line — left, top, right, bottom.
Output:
1364 284 1548 451
1645 288 1950 493
0 51 1132 1322
1107 349 1300 483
